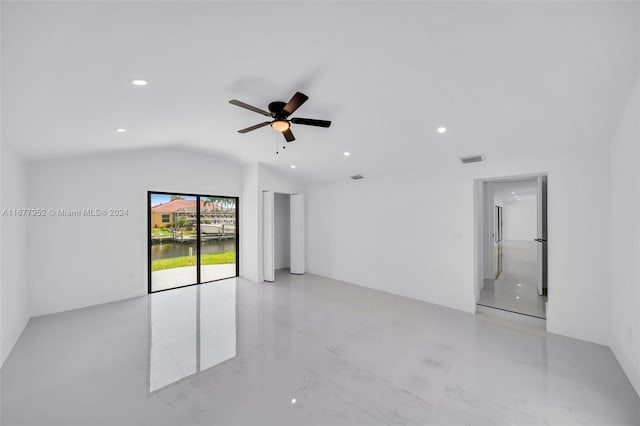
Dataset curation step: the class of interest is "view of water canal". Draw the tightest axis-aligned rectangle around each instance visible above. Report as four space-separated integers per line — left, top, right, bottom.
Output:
150 238 236 260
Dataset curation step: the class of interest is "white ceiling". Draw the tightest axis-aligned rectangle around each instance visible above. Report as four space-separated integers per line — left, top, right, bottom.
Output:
2 1 639 183
490 178 538 203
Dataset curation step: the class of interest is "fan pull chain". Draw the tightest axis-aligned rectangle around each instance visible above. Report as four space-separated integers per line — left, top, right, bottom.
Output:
275 133 286 155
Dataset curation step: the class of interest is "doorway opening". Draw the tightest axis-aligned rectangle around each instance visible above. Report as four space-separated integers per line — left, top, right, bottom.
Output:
274 193 291 273
474 175 548 319
148 192 239 293
262 191 304 282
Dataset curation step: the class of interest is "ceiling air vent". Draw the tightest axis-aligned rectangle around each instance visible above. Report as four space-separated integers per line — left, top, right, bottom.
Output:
350 174 364 180
460 154 484 164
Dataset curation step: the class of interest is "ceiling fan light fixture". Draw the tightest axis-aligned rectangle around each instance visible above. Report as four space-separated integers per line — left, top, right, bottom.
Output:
271 120 290 132
230 92 330 144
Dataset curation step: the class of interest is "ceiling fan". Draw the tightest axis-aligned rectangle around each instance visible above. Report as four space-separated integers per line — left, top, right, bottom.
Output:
229 92 331 142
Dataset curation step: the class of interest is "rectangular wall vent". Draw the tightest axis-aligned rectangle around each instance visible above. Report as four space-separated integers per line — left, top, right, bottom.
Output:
460 154 484 164
350 174 364 180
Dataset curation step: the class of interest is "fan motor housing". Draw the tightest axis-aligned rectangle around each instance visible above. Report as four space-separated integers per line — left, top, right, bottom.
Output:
268 101 287 117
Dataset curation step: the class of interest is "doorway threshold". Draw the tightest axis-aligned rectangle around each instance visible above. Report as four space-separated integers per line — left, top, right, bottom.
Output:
476 304 546 334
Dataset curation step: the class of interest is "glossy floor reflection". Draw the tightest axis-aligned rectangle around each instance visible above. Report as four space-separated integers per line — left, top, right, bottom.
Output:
478 240 547 318
150 280 236 391
2 272 639 425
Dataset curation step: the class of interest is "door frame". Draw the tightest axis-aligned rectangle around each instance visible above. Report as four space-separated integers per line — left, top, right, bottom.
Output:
535 175 548 296
147 191 240 294
262 191 275 282
473 172 548 318
260 191 305 282
289 193 305 274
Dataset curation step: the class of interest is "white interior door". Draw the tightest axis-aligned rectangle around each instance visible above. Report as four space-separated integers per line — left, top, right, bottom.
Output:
263 191 275 282
290 194 305 274
535 176 548 296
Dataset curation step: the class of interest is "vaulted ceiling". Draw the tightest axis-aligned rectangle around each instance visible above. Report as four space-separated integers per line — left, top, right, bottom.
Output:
2 1 639 183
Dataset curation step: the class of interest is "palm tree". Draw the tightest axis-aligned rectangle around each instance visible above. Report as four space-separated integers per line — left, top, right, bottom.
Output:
203 197 216 212
223 198 235 212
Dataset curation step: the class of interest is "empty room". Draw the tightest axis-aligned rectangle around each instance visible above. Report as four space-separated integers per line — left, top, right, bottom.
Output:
1 1 640 425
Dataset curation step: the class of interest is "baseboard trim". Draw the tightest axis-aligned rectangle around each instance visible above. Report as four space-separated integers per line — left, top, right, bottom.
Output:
610 336 640 397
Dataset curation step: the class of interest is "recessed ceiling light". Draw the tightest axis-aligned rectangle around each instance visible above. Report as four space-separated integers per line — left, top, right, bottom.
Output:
512 192 515 195
437 127 447 134
131 79 148 86
516 296 520 299
291 399 296 404
116 128 127 133
517 283 522 287
290 165 296 169
344 152 350 156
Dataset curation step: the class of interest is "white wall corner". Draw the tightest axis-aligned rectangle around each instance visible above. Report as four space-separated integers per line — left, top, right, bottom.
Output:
1 144 31 367
610 336 640 397
1 312 30 367
239 271 259 283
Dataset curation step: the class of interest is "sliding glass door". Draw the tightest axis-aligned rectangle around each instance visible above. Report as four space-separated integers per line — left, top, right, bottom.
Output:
148 192 239 293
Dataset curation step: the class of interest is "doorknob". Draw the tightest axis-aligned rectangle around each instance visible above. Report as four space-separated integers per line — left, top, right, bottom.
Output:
534 238 547 242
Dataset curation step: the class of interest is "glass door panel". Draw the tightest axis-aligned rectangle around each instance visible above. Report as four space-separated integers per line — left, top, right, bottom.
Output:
200 196 237 283
149 192 198 292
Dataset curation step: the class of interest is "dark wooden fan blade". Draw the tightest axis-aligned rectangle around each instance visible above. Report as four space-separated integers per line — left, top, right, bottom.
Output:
290 117 331 128
283 128 295 142
283 92 309 116
229 100 271 117
238 121 271 133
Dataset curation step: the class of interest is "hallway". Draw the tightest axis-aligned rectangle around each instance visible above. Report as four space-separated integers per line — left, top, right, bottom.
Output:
478 240 547 318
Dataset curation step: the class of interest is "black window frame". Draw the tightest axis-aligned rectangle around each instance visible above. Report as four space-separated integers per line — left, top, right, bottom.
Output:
147 191 240 294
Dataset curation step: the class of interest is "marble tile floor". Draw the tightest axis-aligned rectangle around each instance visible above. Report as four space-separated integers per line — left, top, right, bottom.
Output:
2 271 638 425
478 240 547 319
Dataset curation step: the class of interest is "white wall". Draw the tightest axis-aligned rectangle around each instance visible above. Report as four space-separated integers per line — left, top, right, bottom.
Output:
240 163 259 282
610 73 640 395
503 199 537 241
0 144 29 365
274 193 290 270
473 180 484 299
307 148 612 345
26 147 243 317
307 172 476 314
